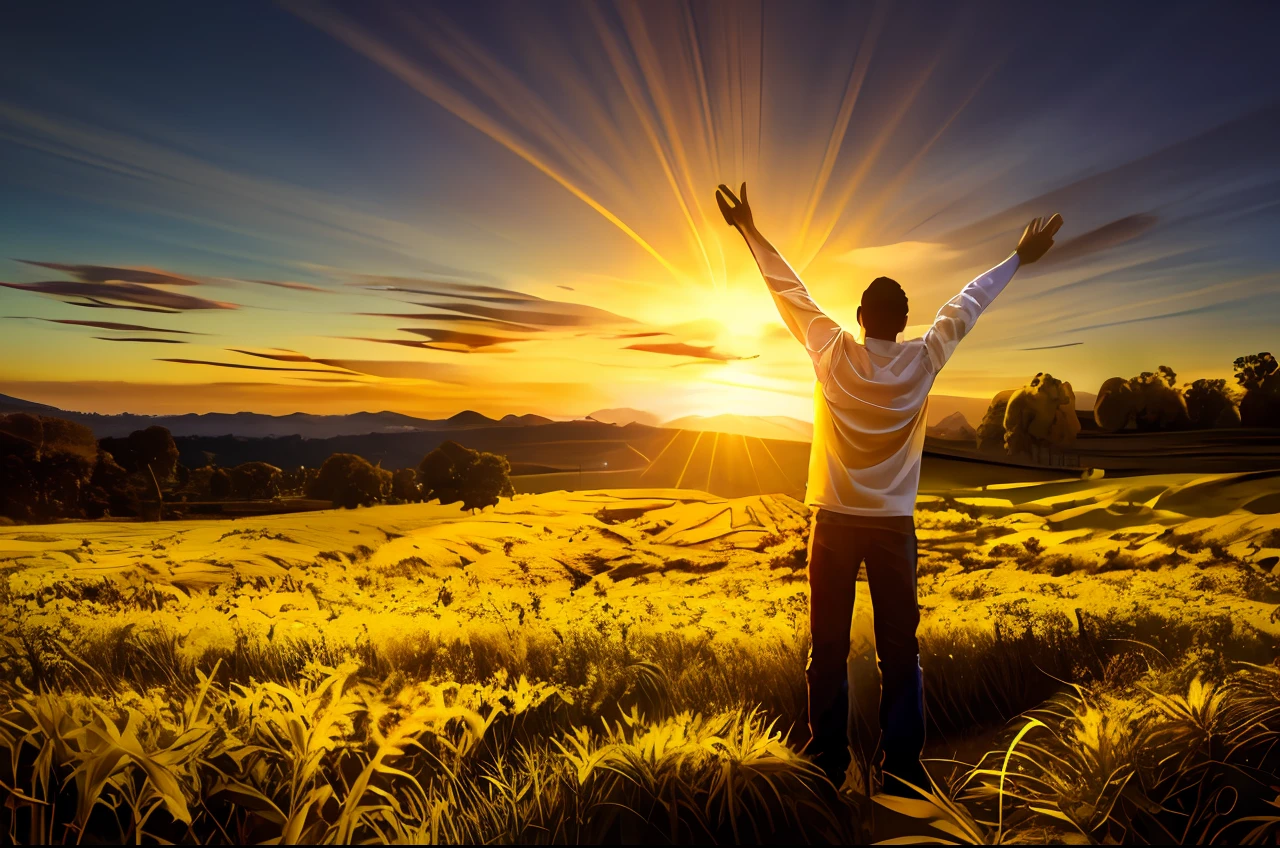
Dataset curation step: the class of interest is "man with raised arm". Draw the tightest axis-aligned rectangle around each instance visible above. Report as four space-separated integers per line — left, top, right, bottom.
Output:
716 182 1062 796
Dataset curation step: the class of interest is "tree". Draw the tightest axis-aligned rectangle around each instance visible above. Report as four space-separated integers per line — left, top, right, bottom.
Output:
1234 352 1280 427
464 452 516 512
230 462 282 499
209 468 233 500
279 466 317 497
307 453 392 508
418 440 514 512
1002 373 1079 461
976 390 1014 451
99 425 180 481
391 468 422 502
0 413 99 522
1183 378 1240 429
1094 366 1189 432
83 451 135 519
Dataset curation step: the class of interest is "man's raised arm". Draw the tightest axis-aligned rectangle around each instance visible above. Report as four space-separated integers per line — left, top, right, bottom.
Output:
923 213 1063 372
716 183 842 381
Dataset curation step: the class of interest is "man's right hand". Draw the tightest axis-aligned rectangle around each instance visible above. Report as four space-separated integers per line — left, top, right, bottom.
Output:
1015 213 1063 264
716 182 755 234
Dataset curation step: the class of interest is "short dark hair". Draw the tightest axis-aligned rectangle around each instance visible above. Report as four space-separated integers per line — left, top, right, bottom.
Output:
861 276 908 324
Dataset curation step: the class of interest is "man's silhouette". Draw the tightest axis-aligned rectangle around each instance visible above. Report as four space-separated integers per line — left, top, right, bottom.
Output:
716 182 1062 796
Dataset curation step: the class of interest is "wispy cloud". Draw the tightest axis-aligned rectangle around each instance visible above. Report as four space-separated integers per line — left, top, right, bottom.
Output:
17 260 201 286
9 317 202 334
158 357 357 374
241 278 332 293
95 337 188 344
1037 215 1159 268
1 280 236 310
1017 341 1084 351
624 342 758 362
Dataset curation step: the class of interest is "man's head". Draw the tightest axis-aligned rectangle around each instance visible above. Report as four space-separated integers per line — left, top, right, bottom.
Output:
858 276 908 341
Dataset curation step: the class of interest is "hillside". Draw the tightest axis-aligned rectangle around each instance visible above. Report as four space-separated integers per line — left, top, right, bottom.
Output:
662 413 814 442
4 469 1280 843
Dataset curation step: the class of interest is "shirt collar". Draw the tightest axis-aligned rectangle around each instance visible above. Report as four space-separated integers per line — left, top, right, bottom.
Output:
863 336 902 356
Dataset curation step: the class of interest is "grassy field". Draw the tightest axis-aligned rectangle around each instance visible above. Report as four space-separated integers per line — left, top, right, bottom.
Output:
2 470 1280 843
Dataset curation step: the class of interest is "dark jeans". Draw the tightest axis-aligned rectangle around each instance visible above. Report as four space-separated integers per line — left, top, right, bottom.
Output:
806 509 926 788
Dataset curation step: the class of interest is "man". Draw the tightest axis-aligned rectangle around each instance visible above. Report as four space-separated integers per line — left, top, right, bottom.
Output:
716 182 1061 795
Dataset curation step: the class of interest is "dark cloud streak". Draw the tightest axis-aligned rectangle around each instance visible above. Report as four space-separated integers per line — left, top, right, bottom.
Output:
17 260 201 286
624 342 758 362
1 280 236 310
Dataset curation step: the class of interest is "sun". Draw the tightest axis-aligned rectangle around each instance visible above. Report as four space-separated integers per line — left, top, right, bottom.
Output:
686 280 782 343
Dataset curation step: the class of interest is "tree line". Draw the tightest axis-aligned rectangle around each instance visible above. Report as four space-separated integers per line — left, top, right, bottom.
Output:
975 351 1280 460
0 412 513 524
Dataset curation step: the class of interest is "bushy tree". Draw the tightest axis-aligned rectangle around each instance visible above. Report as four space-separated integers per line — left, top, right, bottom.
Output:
0 413 102 522
99 425 180 481
418 440 514 513
307 453 392 509
279 466 317 497
1093 366 1189 432
391 467 422 502
83 451 135 519
209 468 233 500
1001 373 1079 460
1234 352 1280 427
976 390 1014 451
1183 378 1240 429
230 462 282 499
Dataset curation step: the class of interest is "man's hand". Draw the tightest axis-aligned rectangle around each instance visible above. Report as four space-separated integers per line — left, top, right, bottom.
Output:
716 182 754 234
1015 213 1064 264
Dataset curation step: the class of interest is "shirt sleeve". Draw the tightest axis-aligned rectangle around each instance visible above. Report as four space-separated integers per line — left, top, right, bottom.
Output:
741 228 843 382
923 252 1020 372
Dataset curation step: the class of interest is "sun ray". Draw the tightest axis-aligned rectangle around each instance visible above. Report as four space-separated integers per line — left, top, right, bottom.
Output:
794 3 887 253
674 430 705 489
705 430 722 491
638 429 683 480
752 435 795 490
626 443 652 465
799 49 945 272
587 4 718 290
742 433 764 495
290 2 688 283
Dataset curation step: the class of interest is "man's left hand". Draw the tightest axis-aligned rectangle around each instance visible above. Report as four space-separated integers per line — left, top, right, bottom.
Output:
716 182 755 233
1015 214 1063 264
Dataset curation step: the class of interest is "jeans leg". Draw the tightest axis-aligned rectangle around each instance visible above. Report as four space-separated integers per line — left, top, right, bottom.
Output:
806 521 861 783
863 528 927 788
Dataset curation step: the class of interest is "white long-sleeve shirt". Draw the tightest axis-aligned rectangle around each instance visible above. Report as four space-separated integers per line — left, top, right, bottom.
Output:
744 228 1020 516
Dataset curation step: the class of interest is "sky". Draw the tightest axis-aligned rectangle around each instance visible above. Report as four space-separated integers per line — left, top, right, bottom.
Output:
1 0 1278 423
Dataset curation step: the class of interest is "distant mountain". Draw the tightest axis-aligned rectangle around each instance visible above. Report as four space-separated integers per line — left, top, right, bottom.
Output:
927 411 976 441
0 394 555 439
661 414 814 443
587 408 662 427
501 413 554 426
0 393 61 415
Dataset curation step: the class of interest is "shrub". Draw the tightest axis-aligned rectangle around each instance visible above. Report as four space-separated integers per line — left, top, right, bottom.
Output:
0 413 99 521
307 453 392 508
419 441 514 512
391 467 422 502
1095 366 1190 432
208 468 233 499
1182 377 1240 429
229 461 282 499
98 425 180 481
1234 352 1280 427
